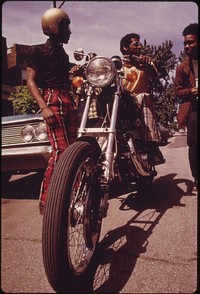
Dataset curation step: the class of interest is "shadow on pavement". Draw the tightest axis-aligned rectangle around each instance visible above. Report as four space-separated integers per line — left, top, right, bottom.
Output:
2 170 195 292
1 171 44 200
118 173 195 212
92 173 195 293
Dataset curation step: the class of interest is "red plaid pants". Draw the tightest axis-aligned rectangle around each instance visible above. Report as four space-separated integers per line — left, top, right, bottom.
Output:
39 89 77 211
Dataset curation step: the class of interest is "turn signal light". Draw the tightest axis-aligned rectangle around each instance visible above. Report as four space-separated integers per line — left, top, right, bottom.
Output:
72 76 84 88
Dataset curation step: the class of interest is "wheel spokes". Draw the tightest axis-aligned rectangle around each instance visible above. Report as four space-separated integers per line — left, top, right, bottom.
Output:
68 158 96 274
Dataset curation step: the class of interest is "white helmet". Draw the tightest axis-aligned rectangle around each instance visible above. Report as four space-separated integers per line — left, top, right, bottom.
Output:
41 8 70 36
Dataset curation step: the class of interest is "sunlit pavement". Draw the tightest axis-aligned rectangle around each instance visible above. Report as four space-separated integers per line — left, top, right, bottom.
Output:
1 135 197 293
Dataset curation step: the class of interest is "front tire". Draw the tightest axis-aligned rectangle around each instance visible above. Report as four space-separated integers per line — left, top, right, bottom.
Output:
42 141 102 292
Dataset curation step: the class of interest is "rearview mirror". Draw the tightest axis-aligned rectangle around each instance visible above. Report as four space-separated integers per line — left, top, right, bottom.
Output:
74 48 84 61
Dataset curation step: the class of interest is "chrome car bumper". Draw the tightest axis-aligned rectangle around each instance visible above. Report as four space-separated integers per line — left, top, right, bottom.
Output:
2 145 52 172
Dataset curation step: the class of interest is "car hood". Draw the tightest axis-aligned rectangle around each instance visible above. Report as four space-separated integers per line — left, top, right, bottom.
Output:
2 113 44 125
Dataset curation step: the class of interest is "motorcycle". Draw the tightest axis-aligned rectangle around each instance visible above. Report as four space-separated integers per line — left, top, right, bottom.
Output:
42 49 158 292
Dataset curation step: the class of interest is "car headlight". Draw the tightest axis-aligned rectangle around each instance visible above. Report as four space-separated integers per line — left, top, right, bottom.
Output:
86 56 116 87
21 125 34 142
35 122 48 141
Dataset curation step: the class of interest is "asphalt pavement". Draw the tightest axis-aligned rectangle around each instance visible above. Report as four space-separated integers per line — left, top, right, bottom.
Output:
1 134 198 293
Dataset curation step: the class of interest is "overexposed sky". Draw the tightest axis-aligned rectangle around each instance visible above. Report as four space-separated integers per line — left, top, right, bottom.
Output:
2 1 198 62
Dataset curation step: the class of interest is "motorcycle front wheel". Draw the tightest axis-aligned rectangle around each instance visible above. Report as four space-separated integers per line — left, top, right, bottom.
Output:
42 141 102 293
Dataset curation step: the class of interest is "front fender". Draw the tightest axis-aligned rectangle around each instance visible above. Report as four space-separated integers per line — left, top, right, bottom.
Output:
76 136 101 158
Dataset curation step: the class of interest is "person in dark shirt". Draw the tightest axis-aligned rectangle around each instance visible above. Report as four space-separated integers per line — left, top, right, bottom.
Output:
27 7 77 214
175 23 198 190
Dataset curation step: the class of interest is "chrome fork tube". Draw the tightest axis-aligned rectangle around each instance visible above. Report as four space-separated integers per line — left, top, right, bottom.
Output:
99 83 121 219
78 86 93 137
102 83 120 180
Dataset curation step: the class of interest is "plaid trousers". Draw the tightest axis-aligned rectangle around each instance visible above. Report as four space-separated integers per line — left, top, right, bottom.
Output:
134 93 159 142
39 89 77 209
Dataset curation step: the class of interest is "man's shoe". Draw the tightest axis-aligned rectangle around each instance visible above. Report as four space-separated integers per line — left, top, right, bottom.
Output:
152 150 166 165
148 141 165 165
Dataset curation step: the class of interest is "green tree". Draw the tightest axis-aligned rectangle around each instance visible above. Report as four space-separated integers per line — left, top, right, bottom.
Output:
155 81 179 126
9 86 39 115
143 40 179 127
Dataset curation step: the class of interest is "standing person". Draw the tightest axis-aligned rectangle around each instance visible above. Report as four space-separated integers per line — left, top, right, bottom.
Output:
27 7 77 214
175 23 198 189
120 33 165 165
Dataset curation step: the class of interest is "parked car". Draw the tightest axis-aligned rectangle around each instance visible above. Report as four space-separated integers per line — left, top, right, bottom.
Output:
2 113 52 182
156 122 172 145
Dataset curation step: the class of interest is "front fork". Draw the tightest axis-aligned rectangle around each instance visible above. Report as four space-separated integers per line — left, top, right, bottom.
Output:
99 85 121 218
77 83 120 182
101 87 120 181
76 84 121 218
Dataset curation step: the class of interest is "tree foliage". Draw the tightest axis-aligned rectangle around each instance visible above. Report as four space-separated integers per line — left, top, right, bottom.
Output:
142 39 179 127
9 86 39 115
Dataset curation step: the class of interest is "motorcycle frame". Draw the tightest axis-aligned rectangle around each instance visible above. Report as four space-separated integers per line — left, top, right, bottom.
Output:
77 71 151 182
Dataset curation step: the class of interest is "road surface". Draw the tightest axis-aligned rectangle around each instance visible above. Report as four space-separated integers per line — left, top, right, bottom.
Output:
1 134 197 293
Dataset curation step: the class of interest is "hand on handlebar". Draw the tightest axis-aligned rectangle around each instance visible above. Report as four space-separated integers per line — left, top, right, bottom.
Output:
137 54 153 67
128 54 157 75
69 65 81 74
123 54 153 68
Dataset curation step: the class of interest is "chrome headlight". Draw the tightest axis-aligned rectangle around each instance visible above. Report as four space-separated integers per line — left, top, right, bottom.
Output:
35 122 48 141
86 56 116 87
21 125 34 142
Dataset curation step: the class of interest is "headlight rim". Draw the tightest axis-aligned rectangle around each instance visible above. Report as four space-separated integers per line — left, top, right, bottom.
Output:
35 122 48 141
21 125 35 143
86 56 116 88
21 122 48 143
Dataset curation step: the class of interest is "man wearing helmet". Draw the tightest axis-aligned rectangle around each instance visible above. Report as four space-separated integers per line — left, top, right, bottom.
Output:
27 8 77 214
